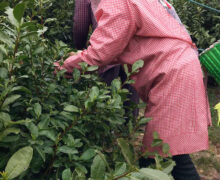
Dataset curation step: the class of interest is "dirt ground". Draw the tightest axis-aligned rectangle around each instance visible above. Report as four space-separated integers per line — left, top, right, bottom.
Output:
192 143 220 180
191 84 220 180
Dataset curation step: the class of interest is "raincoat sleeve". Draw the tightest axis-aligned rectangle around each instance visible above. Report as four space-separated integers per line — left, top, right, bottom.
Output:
62 0 136 73
73 0 92 50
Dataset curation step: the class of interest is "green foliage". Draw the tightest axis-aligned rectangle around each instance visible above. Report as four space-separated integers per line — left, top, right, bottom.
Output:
2 0 218 50
117 138 135 166
0 0 74 45
42 0 75 44
0 1 174 179
171 0 220 49
90 154 106 179
5 146 33 180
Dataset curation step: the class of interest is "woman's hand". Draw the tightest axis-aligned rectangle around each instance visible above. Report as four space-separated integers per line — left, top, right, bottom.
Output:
68 50 82 56
53 51 82 78
53 61 61 74
53 62 72 78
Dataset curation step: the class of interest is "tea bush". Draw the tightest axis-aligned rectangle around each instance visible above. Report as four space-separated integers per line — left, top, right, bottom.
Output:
1 0 219 49
0 1 174 180
171 0 220 50
0 0 74 45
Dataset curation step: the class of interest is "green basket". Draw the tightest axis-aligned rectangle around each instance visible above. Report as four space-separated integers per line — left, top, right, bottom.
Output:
199 41 220 84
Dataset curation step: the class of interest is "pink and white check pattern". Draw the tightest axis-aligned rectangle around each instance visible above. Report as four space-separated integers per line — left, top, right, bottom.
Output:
60 0 211 155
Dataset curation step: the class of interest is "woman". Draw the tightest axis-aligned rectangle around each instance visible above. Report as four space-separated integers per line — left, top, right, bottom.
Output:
56 0 211 179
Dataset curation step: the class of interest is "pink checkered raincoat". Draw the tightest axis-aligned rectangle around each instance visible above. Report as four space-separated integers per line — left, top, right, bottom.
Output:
58 0 211 155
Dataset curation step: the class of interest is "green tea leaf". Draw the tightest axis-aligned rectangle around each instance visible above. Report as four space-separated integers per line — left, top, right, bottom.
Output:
129 173 143 180
21 21 36 29
73 68 80 82
0 68 8 79
64 105 79 113
153 132 160 139
72 167 86 180
0 128 20 141
132 60 144 73
126 80 135 84
26 122 39 139
0 52 3 62
62 168 72 180
30 152 44 174
0 86 12 101
44 18 57 24
151 139 163 147
162 143 170 154
123 64 129 76
20 31 38 39
0 45 7 55
79 62 88 72
214 103 220 126
2 95 21 108
5 7 19 28
138 117 151 126
48 84 56 94
91 155 106 180
39 129 56 142
1 135 19 143
111 79 121 91
58 146 78 155
34 103 42 118
33 46 44 55
38 115 50 129
138 102 146 109
5 146 33 180
114 162 127 176
11 86 31 94
89 86 99 101
79 149 96 161
0 32 12 46
13 2 25 24
0 2 9 11
162 161 175 174
128 120 133 134
35 146 45 162
117 138 134 166
60 111 75 121
87 66 98 72
8 119 32 127
37 26 48 36
0 112 11 127
139 168 171 180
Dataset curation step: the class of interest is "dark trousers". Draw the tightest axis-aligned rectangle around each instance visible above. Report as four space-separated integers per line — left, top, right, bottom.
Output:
139 154 200 180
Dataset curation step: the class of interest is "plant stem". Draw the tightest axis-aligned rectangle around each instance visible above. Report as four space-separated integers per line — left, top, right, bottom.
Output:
43 117 79 177
113 171 131 180
96 151 112 175
9 30 20 78
13 31 20 59
39 0 45 38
